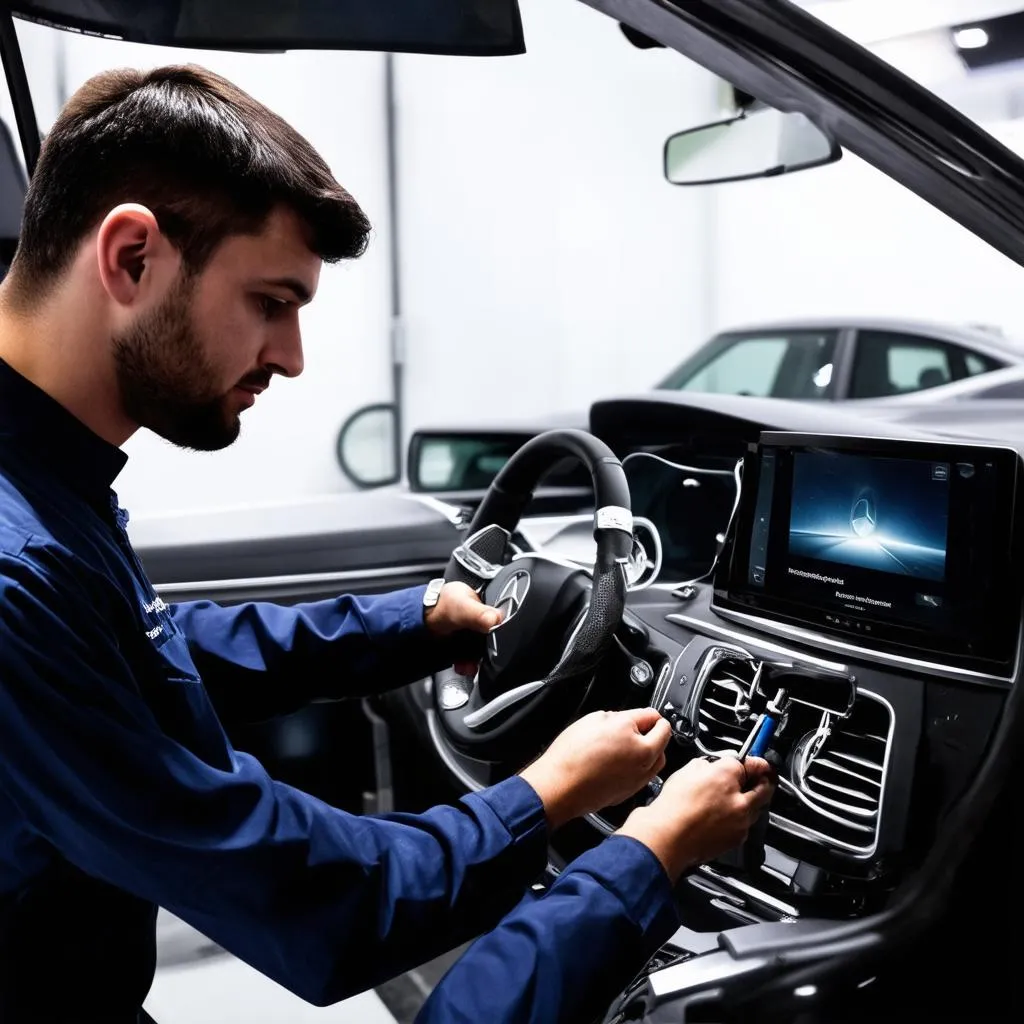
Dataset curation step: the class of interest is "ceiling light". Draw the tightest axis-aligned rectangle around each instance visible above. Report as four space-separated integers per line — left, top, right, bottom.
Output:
953 26 990 48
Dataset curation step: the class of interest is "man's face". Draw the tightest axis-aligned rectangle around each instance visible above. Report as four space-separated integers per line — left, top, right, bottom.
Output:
113 206 320 451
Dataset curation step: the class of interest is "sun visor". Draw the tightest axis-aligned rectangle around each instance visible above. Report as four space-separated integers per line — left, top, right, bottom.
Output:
8 0 525 56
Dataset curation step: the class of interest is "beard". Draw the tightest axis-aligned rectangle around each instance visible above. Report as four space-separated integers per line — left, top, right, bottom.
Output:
113 273 245 452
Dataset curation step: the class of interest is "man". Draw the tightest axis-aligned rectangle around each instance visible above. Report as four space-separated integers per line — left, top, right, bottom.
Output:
0 65 774 1022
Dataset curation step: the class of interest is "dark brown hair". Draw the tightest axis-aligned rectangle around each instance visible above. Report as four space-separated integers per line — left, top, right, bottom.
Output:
6 64 370 303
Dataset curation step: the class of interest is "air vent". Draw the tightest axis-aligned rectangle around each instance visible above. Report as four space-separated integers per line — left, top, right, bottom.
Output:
686 646 893 859
773 693 892 856
690 647 759 757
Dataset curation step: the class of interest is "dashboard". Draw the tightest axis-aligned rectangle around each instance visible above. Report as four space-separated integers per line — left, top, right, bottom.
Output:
449 396 1024 982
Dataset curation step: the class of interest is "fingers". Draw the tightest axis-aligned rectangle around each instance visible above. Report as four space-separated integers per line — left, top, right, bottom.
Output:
743 756 775 782
741 776 776 816
627 706 665 734
473 603 502 632
639 716 672 755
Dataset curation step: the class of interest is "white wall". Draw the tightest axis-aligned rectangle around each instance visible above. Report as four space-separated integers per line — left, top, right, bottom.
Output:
40 35 395 516
395 0 721 431
705 99 1024 339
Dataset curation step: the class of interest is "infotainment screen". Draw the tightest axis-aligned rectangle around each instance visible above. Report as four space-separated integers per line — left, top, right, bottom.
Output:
716 433 1021 676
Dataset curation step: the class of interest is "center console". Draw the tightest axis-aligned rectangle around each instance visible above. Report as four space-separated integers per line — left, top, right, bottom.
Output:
596 430 1024 1020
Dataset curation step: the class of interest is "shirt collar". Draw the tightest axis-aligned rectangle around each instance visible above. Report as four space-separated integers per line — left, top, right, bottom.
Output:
0 357 128 502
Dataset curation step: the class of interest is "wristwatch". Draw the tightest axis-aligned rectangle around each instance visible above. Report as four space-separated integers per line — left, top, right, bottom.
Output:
423 577 446 610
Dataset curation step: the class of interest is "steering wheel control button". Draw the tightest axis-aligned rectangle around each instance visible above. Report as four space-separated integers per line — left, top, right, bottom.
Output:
439 682 470 710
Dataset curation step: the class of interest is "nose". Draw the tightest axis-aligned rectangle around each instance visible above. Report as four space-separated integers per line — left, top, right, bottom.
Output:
263 323 305 379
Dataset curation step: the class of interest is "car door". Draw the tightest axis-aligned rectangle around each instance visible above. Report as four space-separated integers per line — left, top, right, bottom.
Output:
844 329 1005 400
132 492 464 814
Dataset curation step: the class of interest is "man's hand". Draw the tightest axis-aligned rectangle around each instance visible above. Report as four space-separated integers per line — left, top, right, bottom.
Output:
519 708 671 831
424 581 502 676
617 755 776 882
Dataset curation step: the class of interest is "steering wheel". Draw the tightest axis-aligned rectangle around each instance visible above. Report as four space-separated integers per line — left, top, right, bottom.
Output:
433 429 634 764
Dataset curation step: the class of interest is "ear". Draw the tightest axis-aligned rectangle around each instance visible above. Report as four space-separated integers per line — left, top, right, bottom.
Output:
95 204 177 307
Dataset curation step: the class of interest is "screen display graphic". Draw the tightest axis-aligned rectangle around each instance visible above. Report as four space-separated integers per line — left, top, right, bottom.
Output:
788 452 949 583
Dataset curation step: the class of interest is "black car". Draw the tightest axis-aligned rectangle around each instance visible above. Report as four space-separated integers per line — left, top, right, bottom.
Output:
4 2 1024 1023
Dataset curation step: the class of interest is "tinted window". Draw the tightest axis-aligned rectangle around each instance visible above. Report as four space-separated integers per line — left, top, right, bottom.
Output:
849 331 988 398
660 331 838 399
965 351 1002 376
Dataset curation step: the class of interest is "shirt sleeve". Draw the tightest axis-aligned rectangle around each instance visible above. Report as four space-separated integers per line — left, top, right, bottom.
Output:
169 587 469 722
0 546 547 1006
416 836 680 1024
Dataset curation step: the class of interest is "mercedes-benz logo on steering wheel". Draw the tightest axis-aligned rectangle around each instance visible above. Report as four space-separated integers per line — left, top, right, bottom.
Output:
489 569 531 657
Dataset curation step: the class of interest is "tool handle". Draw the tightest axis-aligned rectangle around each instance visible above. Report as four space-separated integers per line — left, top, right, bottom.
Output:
747 715 778 759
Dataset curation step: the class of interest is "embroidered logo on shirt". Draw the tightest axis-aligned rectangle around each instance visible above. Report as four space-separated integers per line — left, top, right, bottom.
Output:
143 595 168 640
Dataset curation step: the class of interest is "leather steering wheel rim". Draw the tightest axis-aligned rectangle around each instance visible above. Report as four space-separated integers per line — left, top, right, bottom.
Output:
433 428 633 762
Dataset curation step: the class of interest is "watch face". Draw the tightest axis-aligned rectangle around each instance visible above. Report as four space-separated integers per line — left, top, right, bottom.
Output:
425 579 444 606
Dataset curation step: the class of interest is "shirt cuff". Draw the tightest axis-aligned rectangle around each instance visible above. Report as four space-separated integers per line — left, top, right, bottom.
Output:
395 584 429 633
466 775 548 850
563 834 681 939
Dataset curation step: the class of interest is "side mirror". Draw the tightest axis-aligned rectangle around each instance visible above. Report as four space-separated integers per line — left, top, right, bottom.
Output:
407 430 544 493
664 108 839 187
335 403 400 489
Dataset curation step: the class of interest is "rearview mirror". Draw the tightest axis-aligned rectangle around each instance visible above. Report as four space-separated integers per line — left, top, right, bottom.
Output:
664 109 839 187
335 403 400 489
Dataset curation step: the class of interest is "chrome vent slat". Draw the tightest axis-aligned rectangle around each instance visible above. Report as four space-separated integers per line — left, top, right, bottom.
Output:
806 776 878 804
809 758 881 788
778 779 875 834
797 784 877 819
829 750 884 772
782 691 892 856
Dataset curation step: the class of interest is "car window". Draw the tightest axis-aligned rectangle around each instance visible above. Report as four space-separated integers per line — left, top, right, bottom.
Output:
964 351 1002 377
662 331 838 399
850 331 968 398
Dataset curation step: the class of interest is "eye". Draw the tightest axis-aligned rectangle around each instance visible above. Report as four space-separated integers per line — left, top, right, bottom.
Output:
256 295 289 320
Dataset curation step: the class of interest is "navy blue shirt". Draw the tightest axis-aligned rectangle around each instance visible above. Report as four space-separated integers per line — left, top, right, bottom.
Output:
0 357 678 1022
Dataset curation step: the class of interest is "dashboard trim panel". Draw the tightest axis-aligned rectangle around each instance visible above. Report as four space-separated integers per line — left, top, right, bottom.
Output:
670 608 1016 687
153 562 447 597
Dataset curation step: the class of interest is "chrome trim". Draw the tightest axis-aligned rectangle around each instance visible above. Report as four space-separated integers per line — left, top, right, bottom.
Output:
698 866 801 918
463 679 547 729
710 606 1016 687
648 952 772 1004
667 612 851 675
425 708 486 793
154 562 447 596
773 688 895 858
686 645 758 758
584 809 617 835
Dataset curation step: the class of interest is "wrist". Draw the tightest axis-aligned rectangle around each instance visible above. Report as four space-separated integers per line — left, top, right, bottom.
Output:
518 762 578 832
616 807 696 883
